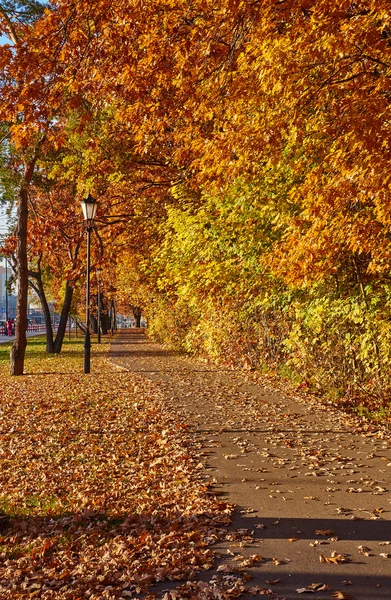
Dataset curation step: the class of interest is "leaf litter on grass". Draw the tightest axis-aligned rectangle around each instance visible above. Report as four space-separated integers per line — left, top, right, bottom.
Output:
0 343 242 599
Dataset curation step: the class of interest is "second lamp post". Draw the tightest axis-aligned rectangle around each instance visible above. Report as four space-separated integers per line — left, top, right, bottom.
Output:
81 194 98 374
97 268 102 344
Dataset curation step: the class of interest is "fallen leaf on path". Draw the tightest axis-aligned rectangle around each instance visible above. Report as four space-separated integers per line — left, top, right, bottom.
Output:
239 554 263 567
217 564 233 572
307 583 329 591
310 540 328 547
319 553 346 564
297 583 329 592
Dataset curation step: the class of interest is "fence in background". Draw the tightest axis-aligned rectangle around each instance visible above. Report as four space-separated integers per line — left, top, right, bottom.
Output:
0 323 47 336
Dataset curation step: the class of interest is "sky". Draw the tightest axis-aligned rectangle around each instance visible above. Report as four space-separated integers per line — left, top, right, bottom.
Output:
0 209 10 266
0 27 11 44
0 209 10 235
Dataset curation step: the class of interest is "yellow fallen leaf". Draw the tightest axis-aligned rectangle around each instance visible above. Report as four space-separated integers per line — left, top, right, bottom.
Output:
319 553 346 565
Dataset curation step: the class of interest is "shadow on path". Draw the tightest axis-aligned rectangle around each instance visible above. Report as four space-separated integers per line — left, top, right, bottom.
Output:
109 330 391 600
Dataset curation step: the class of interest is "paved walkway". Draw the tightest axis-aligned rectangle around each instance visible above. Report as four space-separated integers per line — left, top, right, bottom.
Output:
110 330 391 600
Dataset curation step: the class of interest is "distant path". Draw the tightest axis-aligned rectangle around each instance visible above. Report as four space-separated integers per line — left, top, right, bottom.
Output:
110 329 391 600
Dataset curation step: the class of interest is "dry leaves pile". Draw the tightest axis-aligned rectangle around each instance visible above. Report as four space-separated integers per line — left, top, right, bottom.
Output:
0 343 233 599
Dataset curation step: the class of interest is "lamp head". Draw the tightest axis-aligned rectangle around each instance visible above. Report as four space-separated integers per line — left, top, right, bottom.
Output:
81 193 98 222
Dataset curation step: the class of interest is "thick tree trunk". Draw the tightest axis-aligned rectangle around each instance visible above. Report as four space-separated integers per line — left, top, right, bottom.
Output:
53 282 74 353
10 186 29 375
10 149 40 375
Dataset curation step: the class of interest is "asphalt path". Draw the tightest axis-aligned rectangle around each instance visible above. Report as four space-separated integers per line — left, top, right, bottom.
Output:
110 330 391 600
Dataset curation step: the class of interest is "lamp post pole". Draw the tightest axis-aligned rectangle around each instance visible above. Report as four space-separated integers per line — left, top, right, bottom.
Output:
5 258 8 323
81 194 98 374
84 224 92 373
97 269 101 344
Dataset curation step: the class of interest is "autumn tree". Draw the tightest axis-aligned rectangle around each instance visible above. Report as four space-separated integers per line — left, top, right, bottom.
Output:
0 0 54 374
2 0 391 402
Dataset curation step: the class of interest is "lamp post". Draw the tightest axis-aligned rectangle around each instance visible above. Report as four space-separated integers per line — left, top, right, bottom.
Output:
80 194 98 374
5 257 8 323
96 268 102 344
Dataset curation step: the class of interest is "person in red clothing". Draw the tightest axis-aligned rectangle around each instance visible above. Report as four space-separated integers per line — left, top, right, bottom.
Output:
7 319 12 336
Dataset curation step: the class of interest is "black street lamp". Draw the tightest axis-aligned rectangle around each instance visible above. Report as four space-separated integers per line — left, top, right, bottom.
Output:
80 193 98 374
5 257 8 323
97 268 102 344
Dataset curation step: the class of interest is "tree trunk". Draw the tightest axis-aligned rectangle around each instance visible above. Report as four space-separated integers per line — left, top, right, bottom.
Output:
109 299 116 331
133 306 142 328
10 185 29 375
101 313 109 335
29 264 54 353
98 292 109 334
53 282 74 353
75 316 87 334
90 314 98 334
10 150 40 375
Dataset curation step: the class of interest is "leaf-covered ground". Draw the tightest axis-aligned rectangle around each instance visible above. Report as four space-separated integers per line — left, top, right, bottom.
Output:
0 338 237 599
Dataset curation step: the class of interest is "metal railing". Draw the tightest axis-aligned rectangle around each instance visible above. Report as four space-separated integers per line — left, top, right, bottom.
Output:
0 323 47 336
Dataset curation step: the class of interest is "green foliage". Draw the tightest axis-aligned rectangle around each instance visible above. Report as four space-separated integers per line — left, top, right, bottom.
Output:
284 287 391 399
148 172 294 363
144 172 391 417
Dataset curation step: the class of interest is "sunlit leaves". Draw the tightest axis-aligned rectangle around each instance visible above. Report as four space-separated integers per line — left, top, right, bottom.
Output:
0 340 231 597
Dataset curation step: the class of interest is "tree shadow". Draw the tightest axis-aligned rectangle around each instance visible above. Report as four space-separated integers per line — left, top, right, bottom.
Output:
141 507 391 599
1 503 390 599
239 515 391 542
0 507 227 597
